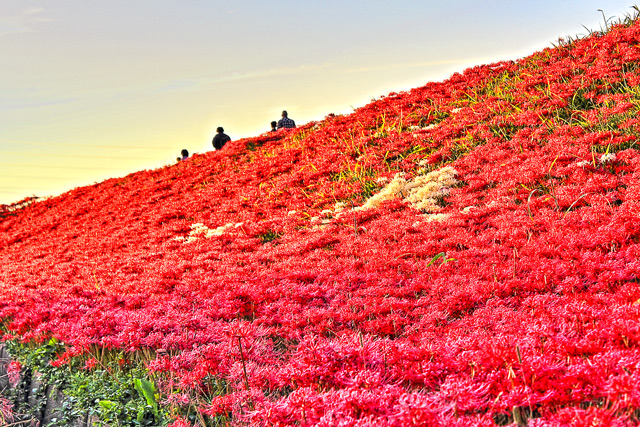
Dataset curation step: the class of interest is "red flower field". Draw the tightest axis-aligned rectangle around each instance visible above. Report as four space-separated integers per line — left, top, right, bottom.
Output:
3 14 640 427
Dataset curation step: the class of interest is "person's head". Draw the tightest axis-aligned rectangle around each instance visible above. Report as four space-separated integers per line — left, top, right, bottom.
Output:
271 121 277 129
181 149 189 158
217 127 224 133
281 110 288 118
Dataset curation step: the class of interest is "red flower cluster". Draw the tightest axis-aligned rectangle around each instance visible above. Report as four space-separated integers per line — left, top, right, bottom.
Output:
3 16 640 426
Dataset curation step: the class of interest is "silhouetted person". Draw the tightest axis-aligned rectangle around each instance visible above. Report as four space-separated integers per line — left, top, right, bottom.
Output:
270 121 277 132
177 149 189 161
277 110 296 129
212 127 231 150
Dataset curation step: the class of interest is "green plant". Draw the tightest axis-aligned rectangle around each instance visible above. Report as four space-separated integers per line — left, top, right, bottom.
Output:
1 339 170 427
426 252 456 267
258 230 284 244
134 378 160 424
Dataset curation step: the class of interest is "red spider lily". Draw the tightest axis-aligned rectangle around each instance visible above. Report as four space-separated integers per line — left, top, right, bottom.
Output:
4 15 640 426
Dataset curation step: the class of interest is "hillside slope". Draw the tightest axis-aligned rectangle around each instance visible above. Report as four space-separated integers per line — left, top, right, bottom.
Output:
3 16 640 427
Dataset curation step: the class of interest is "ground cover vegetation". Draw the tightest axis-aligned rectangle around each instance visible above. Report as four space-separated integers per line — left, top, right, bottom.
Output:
3 11 640 427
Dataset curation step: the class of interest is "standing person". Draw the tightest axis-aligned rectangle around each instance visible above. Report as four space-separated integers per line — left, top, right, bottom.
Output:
270 121 278 132
212 127 231 150
277 110 296 129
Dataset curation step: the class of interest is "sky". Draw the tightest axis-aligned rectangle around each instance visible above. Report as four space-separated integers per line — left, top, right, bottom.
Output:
0 1 636 205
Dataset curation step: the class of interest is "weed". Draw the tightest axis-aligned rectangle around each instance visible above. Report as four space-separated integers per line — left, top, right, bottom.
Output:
258 230 284 244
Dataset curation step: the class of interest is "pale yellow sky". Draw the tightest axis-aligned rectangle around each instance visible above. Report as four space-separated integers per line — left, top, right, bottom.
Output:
0 1 635 204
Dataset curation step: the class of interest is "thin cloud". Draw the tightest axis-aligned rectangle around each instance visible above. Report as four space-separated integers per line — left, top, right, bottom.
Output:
153 64 331 93
0 7 51 37
155 80 201 93
23 8 45 15
345 58 483 73
214 64 331 83
0 19 31 37
0 97 78 111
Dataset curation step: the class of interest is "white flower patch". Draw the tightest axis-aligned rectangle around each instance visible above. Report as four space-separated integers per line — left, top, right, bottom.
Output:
304 168 457 230
358 173 407 211
409 123 439 137
175 222 241 243
334 202 347 213
205 223 234 238
404 167 458 212
310 210 335 226
359 166 458 213
332 202 348 219
424 213 450 222
189 223 208 235
599 153 617 164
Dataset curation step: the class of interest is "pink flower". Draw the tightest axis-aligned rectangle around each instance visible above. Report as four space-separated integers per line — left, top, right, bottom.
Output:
7 361 21 387
83 358 98 370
